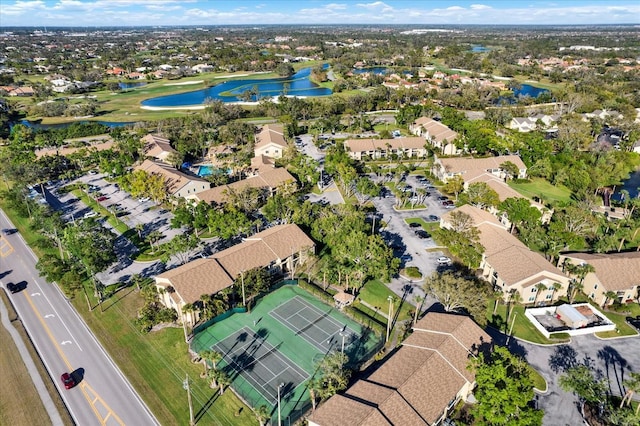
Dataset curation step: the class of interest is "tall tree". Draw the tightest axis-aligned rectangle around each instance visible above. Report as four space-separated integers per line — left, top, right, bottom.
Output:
469 346 543 426
423 272 489 325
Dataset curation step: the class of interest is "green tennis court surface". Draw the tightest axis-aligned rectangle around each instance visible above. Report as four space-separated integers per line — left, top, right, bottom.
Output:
191 284 382 423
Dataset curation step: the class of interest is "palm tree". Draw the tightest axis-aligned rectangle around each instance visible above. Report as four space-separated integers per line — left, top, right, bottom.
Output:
620 372 640 413
568 280 584 304
216 370 231 395
181 303 195 326
533 283 547 306
255 405 270 426
508 290 522 320
549 282 563 301
308 377 322 412
412 295 424 325
199 349 222 377
602 290 617 308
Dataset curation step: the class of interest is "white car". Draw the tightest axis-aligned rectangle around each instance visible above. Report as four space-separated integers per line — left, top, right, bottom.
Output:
138 197 150 203
436 256 452 265
83 211 98 219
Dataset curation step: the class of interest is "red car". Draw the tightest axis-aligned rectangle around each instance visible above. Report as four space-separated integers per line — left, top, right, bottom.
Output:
96 196 108 202
61 372 75 389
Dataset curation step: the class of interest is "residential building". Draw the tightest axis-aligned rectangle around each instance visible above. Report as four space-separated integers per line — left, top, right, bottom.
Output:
35 135 114 159
254 124 287 159
141 134 179 163
186 167 296 205
343 137 427 161
508 114 559 133
135 159 209 199
155 224 315 324
432 154 527 183
558 252 640 306
409 117 459 155
441 205 570 303
308 312 492 426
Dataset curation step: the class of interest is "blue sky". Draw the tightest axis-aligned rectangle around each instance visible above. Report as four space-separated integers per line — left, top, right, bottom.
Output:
1 1 639 27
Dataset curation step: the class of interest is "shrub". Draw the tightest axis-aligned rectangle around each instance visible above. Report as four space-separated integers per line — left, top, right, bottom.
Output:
403 266 422 279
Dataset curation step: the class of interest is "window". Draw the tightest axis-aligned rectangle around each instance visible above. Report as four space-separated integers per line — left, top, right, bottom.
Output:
546 294 552 299
528 296 535 302
531 287 537 293
594 284 598 290
590 293 595 298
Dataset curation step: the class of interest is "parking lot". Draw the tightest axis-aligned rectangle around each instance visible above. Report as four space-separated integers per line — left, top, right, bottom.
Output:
43 173 185 284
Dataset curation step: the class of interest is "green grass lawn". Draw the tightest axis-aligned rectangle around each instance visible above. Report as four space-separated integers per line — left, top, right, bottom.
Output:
508 178 572 206
357 280 414 324
487 302 570 345
593 304 639 338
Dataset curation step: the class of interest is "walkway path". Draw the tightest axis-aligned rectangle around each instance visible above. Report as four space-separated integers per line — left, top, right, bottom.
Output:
0 296 65 426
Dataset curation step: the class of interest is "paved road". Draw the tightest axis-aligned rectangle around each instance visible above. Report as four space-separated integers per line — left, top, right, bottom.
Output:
487 327 640 426
0 209 158 426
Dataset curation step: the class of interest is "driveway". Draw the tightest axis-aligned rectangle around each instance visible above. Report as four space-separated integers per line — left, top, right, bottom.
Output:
487 328 640 426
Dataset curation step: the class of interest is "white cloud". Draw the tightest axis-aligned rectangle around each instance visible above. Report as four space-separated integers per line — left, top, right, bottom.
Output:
445 6 465 11
325 3 347 10
470 4 491 10
356 1 393 12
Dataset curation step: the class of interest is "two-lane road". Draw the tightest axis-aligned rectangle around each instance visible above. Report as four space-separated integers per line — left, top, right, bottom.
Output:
0 208 158 426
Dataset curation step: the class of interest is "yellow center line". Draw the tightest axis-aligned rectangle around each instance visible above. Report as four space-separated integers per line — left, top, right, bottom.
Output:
0 237 14 257
24 292 122 426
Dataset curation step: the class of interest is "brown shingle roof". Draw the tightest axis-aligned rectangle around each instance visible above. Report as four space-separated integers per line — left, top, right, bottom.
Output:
561 252 640 291
441 204 506 230
135 159 207 195
141 134 178 159
479 224 564 286
155 258 233 304
344 137 426 153
255 124 287 150
309 312 491 426
193 167 295 204
439 155 526 175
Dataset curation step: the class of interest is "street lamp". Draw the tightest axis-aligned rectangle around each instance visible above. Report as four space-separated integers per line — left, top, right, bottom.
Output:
386 295 394 343
277 382 285 426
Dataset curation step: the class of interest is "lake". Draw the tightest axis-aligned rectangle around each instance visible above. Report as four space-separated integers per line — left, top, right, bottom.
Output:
612 168 640 201
141 66 332 107
496 84 550 104
471 45 490 53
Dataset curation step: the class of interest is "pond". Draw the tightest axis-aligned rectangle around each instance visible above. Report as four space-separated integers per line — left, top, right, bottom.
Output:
471 45 490 53
496 84 551 104
612 168 640 201
118 82 147 90
141 66 332 107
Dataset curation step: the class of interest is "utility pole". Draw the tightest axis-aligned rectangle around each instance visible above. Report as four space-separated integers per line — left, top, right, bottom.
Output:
183 374 194 426
277 382 285 426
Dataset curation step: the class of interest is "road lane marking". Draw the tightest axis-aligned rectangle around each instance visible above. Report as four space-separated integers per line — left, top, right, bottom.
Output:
0 237 13 256
81 382 125 426
24 292 120 426
31 292 41 296
45 314 55 318
30 275 83 352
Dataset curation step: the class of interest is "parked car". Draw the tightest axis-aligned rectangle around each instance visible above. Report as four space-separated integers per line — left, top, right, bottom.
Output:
428 215 439 222
415 230 430 239
409 222 421 228
84 211 98 219
96 196 108 202
138 197 150 203
437 256 452 265
61 372 75 389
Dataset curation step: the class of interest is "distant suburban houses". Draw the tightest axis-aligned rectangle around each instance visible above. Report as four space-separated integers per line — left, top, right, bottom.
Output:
558 252 640 307
155 224 315 325
308 312 492 426
34 134 114 159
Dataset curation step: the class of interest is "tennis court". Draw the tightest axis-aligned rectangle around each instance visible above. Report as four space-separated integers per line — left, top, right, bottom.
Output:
212 327 308 404
191 284 382 423
270 296 358 352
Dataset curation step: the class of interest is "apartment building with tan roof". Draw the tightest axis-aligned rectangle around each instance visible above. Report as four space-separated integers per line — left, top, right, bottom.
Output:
308 312 491 426
557 251 640 307
155 224 315 325
141 134 179 163
343 137 427 161
135 159 210 199
441 205 569 303
186 167 296 205
409 117 460 155
433 154 527 183
254 124 288 159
